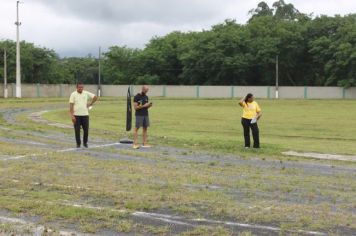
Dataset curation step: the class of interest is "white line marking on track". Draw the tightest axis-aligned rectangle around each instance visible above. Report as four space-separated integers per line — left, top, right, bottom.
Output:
62 202 326 235
1 142 122 161
283 151 356 162
190 218 325 235
1 154 37 161
0 192 327 236
29 110 72 129
0 215 84 236
57 142 121 152
132 211 193 226
0 216 26 224
13 178 87 190
192 218 280 231
2 155 26 161
62 201 127 214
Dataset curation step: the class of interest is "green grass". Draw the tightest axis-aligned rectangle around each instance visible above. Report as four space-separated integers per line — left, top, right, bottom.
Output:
42 98 356 156
0 97 355 235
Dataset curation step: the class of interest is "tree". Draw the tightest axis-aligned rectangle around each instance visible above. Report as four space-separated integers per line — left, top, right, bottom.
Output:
1 1 355 87
139 32 186 85
103 46 141 84
273 0 301 20
248 1 274 22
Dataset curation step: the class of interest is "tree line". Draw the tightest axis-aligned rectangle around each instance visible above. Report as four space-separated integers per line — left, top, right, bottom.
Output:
0 0 355 87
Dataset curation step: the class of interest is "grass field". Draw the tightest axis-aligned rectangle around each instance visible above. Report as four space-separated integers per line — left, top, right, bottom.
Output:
0 98 355 235
43 98 356 155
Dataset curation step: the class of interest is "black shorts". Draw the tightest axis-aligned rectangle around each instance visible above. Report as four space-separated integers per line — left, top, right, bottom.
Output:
135 116 150 128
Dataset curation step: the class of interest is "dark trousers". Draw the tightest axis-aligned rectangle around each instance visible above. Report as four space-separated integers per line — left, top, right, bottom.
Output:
241 118 260 148
74 116 89 146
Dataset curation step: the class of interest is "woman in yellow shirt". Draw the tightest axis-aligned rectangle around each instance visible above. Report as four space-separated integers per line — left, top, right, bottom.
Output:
238 93 262 148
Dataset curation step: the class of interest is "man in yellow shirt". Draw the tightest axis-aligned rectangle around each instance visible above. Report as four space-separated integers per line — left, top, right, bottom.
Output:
238 93 262 148
69 83 98 148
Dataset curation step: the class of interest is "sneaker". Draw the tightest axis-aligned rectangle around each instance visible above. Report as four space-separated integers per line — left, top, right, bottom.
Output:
84 143 88 148
133 144 140 149
244 147 250 149
77 144 81 148
142 144 152 148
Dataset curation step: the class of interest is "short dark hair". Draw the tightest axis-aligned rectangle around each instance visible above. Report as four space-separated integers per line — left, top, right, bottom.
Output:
76 82 84 87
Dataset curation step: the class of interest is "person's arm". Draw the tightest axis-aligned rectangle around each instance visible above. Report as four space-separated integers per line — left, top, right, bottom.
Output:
133 102 140 111
69 103 76 124
87 95 98 107
134 102 151 111
238 97 246 107
256 103 262 120
147 102 153 109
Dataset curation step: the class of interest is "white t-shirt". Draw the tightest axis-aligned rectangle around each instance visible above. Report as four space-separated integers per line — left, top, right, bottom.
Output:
69 90 95 116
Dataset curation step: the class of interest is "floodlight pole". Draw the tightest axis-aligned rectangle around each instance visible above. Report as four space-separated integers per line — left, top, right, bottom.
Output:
275 55 279 99
3 49 8 98
15 1 22 98
98 46 101 97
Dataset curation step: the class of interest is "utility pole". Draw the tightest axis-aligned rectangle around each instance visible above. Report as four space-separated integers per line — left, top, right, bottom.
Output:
275 55 279 99
98 46 101 97
3 49 8 98
15 1 22 98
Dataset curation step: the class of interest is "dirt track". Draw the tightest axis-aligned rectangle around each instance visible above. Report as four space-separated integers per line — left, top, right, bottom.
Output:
0 105 355 235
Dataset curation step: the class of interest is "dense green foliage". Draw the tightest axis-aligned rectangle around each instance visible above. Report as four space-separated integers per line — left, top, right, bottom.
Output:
0 0 355 86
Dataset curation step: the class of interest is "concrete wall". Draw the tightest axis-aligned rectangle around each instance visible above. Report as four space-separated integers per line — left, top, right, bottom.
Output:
60 84 77 97
234 86 270 98
101 85 126 97
279 86 306 99
345 87 356 99
199 86 232 98
132 85 164 97
0 84 14 98
0 84 355 99
165 86 197 97
307 87 342 99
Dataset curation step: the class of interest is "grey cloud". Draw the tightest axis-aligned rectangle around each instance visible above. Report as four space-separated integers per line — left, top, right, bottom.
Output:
2 0 355 57
32 0 231 25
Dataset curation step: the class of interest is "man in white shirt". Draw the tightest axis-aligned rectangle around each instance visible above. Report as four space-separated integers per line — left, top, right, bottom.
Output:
69 83 98 148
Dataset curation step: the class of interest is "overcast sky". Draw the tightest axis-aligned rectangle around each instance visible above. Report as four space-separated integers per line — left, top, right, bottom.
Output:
0 0 355 57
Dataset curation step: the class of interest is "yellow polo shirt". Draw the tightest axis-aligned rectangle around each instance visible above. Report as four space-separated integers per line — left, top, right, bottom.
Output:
69 90 95 116
242 101 261 119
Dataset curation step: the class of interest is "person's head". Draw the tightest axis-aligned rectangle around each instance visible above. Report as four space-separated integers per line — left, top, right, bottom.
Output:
245 93 254 104
76 83 84 93
141 85 149 95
